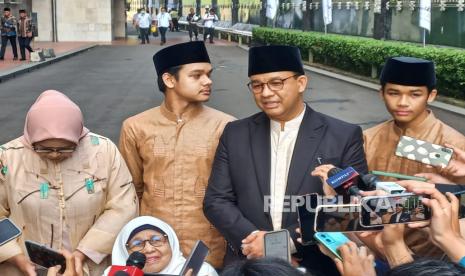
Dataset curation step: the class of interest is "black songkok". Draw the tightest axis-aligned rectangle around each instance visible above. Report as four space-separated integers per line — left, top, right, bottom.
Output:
153 41 210 76
380 56 436 89
248 45 305 77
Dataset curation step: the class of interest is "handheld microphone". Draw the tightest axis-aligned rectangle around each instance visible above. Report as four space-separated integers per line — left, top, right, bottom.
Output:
108 252 146 276
326 167 362 198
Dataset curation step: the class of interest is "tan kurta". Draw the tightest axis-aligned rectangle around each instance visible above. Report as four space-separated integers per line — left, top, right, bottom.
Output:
119 102 235 268
364 111 465 257
0 133 138 276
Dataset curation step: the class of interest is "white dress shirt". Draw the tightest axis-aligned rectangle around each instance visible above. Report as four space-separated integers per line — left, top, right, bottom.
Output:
203 13 218 28
137 13 152 28
269 105 306 231
156 12 171 28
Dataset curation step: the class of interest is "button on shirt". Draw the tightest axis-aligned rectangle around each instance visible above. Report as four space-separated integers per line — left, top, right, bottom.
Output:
137 13 152 28
269 105 306 231
156 12 171 28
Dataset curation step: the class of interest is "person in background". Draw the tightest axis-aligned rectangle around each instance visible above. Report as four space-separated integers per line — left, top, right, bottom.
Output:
202 8 218 44
17 9 34 61
155 7 172 46
136 9 152 44
187 8 199 41
169 8 179 32
0 7 18 61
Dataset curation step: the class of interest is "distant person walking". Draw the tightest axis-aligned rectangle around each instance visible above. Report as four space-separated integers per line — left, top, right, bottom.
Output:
203 8 218 44
186 8 199 41
155 7 172 46
137 9 152 44
169 8 179 32
17 9 34 60
0 7 18 60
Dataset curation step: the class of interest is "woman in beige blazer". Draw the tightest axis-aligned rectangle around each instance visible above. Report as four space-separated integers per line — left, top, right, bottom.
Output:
0 90 138 276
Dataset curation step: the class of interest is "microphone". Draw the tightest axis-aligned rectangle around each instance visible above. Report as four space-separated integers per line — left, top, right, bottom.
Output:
108 252 146 276
326 167 362 199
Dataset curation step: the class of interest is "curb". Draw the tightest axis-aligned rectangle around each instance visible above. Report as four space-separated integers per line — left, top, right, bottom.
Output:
0 44 98 83
237 44 465 117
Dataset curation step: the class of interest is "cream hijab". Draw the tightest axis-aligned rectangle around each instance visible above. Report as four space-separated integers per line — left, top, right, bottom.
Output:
106 216 217 276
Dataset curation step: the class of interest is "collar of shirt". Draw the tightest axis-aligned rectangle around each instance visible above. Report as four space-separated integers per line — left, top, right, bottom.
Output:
270 104 306 134
160 101 204 123
392 109 436 137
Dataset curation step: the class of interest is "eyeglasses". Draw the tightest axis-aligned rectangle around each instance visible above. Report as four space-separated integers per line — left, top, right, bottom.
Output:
247 74 298 94
33 147 76 154
126 235 168 252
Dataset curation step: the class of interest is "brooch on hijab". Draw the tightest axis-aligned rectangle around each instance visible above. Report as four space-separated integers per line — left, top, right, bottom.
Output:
40 182 49 199
1 165 7 176
85 178 95 194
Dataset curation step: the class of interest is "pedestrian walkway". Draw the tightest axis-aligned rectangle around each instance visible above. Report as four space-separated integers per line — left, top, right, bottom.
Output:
0 41 96 73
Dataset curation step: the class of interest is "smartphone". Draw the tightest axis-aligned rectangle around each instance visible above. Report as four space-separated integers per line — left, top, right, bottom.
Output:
0 218 22 246
360 193 431 227
297 193 319 245
25 240 66 274
369 170 428 181
314 232 349 260
264 229 290 262
179 240 209 276
455 190 465 219
395 136 454 168
315 204 383 232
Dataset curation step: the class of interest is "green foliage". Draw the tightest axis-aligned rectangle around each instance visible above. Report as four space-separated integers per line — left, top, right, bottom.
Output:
253 27 465 100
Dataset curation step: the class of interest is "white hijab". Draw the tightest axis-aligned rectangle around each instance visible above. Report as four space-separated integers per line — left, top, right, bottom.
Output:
104 216 217 276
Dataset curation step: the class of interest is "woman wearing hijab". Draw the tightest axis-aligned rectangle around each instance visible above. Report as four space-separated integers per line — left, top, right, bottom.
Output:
107 216 218 275
0 90 138 276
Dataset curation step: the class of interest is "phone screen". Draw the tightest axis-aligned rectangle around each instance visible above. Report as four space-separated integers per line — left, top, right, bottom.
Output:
0 218 21 246
297 194 318 245
264 230 290 262
25 240 66 273
315 204 383 232
179 240 209 276
361 194 431 226
455 192 465 219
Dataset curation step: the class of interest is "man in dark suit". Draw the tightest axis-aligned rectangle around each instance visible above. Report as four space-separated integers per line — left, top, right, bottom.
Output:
389 204 411 223
203 45 367 275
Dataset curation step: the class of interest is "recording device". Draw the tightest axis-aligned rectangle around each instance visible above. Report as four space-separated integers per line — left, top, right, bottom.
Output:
370 170 428 181
0 218 21 247
396 136 454 168
326 167 377 200
360 193 431 227
108 251 146 276
179 240 209 276
297 193 319 245
264 229 291 262
376 182 406 194
313 232 350 260
25 240 66 274
315 204 383 232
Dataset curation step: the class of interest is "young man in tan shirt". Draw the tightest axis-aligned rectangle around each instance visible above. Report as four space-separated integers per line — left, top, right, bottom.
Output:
119 41 235 269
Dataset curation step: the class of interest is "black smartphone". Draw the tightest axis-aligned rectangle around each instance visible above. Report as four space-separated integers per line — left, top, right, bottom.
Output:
179 240 209 276
264 229 291 262
315 204 383 232
297 193 319 245
360 193 431 227
454 190 465 219
25 240 66 274
0 218 22 246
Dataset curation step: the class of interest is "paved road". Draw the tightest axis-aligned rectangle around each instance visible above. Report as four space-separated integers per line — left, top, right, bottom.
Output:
0 34 463 145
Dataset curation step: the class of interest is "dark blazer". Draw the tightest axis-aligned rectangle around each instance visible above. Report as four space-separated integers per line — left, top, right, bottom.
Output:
203 105 368 275
389 211 411 223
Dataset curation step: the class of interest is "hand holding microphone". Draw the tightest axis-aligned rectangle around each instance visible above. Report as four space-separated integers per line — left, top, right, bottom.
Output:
108 252 146 276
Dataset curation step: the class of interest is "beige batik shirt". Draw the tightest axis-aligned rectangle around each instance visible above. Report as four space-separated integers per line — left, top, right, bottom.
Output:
119 102 235 268
0 133 139 276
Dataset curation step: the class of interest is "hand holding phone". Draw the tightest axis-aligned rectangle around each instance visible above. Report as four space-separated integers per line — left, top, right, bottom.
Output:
25 240 66 274
297 194 318 245
314 204 383 232
264 230 291 262
179 240 209 276
314 232 349 260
